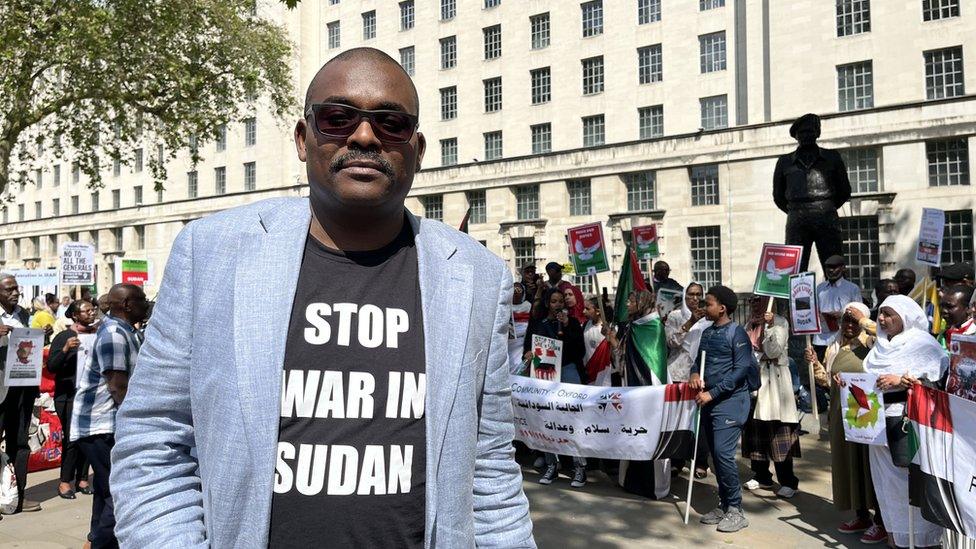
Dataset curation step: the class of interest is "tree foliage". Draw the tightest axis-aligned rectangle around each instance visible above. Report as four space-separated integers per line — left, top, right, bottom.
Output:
0 0 295 197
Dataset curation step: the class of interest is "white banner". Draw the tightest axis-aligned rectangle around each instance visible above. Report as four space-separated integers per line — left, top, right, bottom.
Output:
59 242 96 285
511 376 695 459
916 208 945 267
840 372 887 446
2 328 45 387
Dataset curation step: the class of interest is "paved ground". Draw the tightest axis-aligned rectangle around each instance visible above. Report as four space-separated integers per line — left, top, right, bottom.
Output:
1 415 857 548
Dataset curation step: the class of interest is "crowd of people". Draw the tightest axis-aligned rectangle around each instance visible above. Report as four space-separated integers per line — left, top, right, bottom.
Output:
509 255 976 546
0 273 148 549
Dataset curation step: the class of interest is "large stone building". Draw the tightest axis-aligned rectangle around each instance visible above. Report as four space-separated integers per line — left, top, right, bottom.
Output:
2 0 974 300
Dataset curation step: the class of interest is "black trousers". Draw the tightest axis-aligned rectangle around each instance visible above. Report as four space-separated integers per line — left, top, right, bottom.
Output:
786 207 843 273
78 434 118 549
750 458 799 490
0 386 38 510
54 393 90 484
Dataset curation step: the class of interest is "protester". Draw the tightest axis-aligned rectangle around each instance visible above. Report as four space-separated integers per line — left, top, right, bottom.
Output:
543 261 584 323
689 286 752 533
807 302 886 544
939 284 976 349
741 296 800 499
893 268 916 296
0 274 43 515
521 264 539 301
651 261 683 294
523 288 587 487
96 294 111 317
665 282 711 478
871 279 899 320
813 255 863 358
864 295 947 548
582 296 610 386
30 293 59 341
509 281 533 373
940 261 975 289
606 289 672 499
562 284 586 324
73 284 148 548
46 300 96 500
57 295 71 321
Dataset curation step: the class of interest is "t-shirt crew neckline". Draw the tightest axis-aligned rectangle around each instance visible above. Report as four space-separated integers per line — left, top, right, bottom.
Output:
304 219 415 267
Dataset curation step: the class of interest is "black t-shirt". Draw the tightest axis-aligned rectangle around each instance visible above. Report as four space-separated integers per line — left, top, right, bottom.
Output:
269 223 426 548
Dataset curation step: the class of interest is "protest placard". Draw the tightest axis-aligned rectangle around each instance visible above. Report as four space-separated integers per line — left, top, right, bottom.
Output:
753 243 804 298
916 208 945 267
2 328 45 387
947 334 976 402
631 224 659 260
59 242 96 285
75 333 97 389
656 288 682 318
115 258 151 286
530 335 563 381
840 372 886 446
788 272 821 336
567 223 610 276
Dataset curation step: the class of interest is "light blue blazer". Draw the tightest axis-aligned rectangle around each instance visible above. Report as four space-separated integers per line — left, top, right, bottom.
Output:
110 197 535 548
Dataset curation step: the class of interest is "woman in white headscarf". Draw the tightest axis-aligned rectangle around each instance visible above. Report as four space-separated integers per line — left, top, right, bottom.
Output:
864 295 948 548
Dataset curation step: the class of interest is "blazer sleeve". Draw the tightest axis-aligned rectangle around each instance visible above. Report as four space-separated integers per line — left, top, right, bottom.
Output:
473 267 536 548
110 225 208 548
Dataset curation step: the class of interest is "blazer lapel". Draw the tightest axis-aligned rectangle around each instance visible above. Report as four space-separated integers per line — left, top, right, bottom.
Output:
233 201 311 487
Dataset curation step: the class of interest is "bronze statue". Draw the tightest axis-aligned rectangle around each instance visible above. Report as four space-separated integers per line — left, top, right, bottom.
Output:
773 113 851 272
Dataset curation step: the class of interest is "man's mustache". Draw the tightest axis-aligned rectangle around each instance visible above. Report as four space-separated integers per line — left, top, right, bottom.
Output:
329 151 396 180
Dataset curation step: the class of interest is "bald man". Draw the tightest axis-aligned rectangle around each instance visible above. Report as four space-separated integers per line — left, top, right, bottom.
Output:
111 48 534 548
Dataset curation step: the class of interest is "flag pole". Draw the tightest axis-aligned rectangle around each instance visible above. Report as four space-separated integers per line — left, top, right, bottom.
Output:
909 507 915 549
683 350 705 525
805 334 819 427
592 273 607 324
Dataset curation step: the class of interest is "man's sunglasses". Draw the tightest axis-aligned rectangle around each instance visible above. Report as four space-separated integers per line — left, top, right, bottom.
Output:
304 103 419 144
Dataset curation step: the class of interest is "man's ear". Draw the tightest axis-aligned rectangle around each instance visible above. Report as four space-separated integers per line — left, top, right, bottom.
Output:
295 119 309 162
415 132 426 171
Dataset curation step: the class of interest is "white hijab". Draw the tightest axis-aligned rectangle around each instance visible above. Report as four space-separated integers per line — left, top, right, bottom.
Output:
679 282 712 360
864 295 947 381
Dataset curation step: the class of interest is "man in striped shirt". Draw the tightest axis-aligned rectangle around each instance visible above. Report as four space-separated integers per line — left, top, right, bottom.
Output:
72 283 148 549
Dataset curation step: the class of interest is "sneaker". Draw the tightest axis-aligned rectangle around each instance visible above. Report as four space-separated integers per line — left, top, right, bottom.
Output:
837 517 872 534
776 486 797 499
743 479 774 491
570 466 586 488
716 507 750 533
859 524 887 545
533 455 546 470
699 507 725 525
539 464 558 485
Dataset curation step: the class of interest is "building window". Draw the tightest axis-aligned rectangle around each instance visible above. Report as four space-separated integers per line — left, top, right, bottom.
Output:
244 117 256 147
582 114 605 147
362 10 376 40
924 46 965 100
421 195 444 222
53 165 60 187
135 226 145 249
134 148 144 172
942 210 974 265
34 169 42 189
531 123 552 154
700 95 728 130
215 166 226 194
841 147 881 193
112 227 123 251
440 36 457 70
836 0 871 37
440 138 458 166
113 158 121 177
440 86 457 120
512 237 536 268
35 201 42 219
530 13 550 50
515 185 540 220
71 195 79 214
581 1 604 37
638 44 663 84
582 56 604 95
484 131 503 160
638 0 661 23
699 32 727 73
839 215 879 290
91 192 99 212
923 0 959 21
927 138 970 186
329 0 339 5
72 162 80 184
690 165 720 206
700 0 725 9
530 67 551 104
639 105 664 139
157 189 164 203
188 170 198 198
400 1 415 31
624 171 655 211
837 61 874 111
485 0 500 7
467 190 487 223
483 25 502 60
112 189 121 209
53 198 60 217
567 179 591 216
484 77 502 112
689 226 722 289
327 21 340 49
215 124 227 152
18 204 24 221
441 0 456 21
244 162 256 191
399 46 415 76
134 185 143 205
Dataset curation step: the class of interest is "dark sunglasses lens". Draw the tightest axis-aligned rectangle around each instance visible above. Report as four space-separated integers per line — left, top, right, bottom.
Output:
371 112 414 142
315 105 360 135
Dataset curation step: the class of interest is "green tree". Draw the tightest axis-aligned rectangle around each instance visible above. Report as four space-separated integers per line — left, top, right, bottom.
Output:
0 0 295 196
